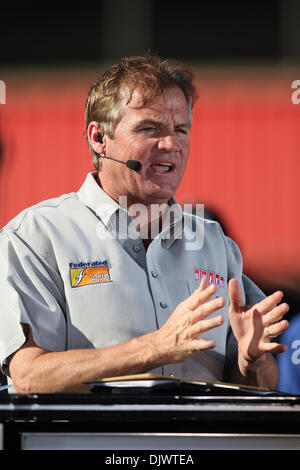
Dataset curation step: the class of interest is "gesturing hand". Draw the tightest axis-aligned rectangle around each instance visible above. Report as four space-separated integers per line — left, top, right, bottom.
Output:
228 279 289 363
153 277 226 364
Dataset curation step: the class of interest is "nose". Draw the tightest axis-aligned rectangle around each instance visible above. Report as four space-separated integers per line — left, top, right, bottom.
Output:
157 134 180 152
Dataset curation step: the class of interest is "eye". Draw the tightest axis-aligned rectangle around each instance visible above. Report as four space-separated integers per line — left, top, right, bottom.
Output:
176 128 188 135
138 126 159 137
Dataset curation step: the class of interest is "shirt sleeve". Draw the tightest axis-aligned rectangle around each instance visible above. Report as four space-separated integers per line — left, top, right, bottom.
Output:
0 228 67 374
242 273 266 305
221 233 266 381
223 232 266 304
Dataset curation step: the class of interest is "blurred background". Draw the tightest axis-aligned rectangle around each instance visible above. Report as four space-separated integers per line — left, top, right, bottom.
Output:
0 0 300 389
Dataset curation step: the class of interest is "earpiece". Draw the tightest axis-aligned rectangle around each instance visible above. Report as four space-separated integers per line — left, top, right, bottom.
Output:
96 132 103 143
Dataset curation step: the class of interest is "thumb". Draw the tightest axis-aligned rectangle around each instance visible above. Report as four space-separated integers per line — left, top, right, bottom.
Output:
228 278 243 313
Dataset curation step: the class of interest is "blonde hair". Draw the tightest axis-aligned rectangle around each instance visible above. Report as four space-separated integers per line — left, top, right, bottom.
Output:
85 53 198 170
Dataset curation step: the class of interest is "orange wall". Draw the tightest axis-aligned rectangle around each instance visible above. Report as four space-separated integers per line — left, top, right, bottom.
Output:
1 66 300 289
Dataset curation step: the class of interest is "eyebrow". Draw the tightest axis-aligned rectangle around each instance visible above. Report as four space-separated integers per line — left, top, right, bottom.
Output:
133 119 191 130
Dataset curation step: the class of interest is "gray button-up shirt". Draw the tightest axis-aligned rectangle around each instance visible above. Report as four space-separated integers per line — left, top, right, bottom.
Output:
0 172 265 383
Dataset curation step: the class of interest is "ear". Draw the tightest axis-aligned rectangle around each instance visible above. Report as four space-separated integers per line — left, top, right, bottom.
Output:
87 121 106 155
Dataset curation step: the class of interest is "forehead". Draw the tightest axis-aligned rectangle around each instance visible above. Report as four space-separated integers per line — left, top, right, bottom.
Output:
119 86 191 125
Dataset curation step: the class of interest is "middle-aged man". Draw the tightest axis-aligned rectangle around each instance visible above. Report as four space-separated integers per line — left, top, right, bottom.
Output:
0 54 289 393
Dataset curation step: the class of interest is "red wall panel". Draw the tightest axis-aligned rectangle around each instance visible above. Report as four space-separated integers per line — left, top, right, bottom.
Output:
1 67 300 290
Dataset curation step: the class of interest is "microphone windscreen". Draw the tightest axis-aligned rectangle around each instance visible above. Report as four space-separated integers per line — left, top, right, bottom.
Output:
126 160 141 171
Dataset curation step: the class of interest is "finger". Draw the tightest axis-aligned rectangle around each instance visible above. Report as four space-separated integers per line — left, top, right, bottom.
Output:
251 307 265 340
190 296 226 324
262 341 287 355
186 282 217 311
190 315 224 337
265 319 289 338
263 303 289 327
189 338 217 352
199 276 210 291
255 290 284 316
228 278 243 313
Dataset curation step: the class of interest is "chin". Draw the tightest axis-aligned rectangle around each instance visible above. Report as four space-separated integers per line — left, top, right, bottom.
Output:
139 180 179 205
146 190 176 205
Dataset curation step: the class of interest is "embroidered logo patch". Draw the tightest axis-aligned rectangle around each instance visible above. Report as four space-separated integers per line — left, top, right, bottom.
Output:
69 261 111 288
194 268 224 287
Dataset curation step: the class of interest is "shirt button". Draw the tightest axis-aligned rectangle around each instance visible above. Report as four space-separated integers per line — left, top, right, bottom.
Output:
133 245 141 253
151 271 157 278
160 302 168 309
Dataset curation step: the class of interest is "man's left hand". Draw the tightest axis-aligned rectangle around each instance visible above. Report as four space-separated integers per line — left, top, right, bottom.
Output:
228 279 289 363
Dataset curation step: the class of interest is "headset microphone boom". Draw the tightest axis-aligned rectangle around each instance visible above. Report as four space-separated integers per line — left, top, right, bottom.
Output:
96 132 141 171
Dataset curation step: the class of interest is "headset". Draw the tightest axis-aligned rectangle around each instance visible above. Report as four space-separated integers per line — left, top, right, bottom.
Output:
95 129 141 171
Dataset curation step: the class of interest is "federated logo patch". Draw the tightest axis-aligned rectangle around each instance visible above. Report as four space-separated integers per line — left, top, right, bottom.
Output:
69 260 111 288
194 268 224 287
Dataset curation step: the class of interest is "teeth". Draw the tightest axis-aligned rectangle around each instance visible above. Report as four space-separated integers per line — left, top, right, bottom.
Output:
151 162 174 173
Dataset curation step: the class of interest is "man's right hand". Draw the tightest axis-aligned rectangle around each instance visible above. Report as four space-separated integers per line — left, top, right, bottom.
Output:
150 277 225 364
9 277 225 393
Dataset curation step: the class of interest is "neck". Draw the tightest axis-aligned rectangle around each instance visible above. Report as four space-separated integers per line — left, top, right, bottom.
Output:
129 202 169 249
94 173 173 248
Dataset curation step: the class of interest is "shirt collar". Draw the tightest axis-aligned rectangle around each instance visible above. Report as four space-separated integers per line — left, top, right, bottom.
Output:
158 199 184 248
77 172 184 246
77 171 120 228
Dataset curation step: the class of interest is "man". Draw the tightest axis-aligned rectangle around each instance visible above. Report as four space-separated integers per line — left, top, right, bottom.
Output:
0 54 289 393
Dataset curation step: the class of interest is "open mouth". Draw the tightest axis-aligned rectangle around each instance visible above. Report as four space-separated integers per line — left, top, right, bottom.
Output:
150 162 175 174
